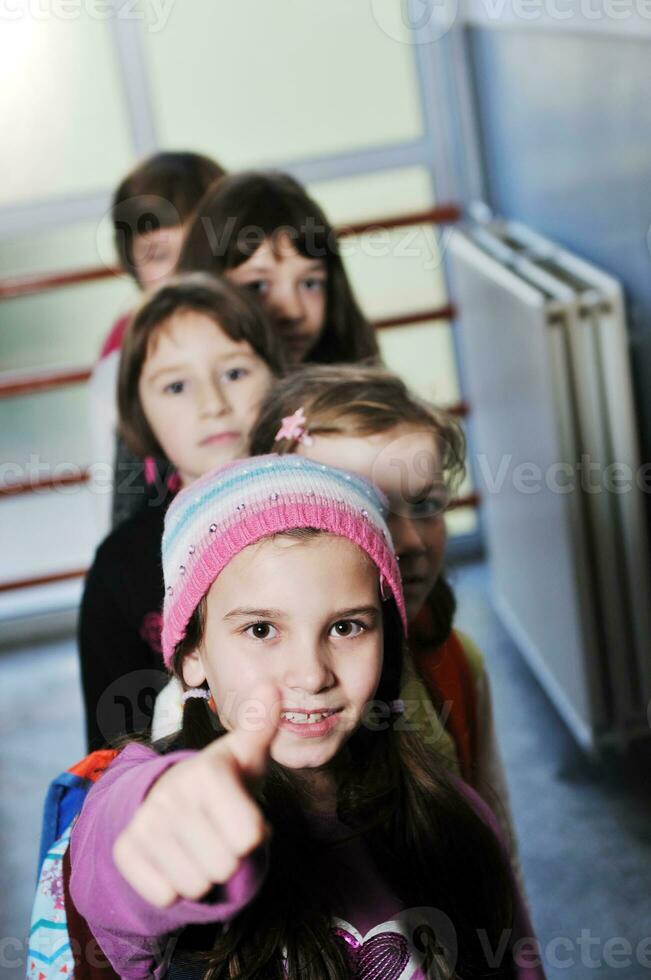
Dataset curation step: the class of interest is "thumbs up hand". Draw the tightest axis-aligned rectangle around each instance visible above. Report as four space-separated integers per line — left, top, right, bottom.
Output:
113 684 281 908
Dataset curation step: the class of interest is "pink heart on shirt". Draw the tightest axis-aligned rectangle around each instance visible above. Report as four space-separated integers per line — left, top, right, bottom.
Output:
334 924 411 980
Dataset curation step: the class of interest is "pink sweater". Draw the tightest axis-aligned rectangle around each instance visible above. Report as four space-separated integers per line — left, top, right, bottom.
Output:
70 743 547 980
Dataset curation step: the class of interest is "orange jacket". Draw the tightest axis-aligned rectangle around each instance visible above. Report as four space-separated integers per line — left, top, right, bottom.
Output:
410 608 479 785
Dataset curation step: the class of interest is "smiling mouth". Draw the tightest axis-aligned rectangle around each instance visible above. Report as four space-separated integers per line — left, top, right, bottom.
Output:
280 708 341 724
279 708 343 738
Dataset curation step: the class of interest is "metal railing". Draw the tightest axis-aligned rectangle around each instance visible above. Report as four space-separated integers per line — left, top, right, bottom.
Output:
0 204 475 589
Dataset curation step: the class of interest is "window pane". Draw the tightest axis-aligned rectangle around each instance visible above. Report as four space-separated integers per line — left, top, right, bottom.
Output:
0 17 132 206
0 488 98 585
341 224 447 320
1 387 90 474
142 0 424 165
309 167 434 225
0 222 136 372
308 168 476 538
0 281 134 373
378 321 459 406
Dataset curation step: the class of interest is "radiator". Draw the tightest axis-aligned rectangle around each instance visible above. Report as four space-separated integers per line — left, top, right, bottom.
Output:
447 222 651 752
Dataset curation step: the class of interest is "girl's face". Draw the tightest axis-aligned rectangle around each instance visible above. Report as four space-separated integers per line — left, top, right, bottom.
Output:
138 310 273 487
297 425 447 621
182 534 384 773
132 224 186 291
225 233 327 364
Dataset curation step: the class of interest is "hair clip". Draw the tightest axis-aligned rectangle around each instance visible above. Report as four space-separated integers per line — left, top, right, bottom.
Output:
167 471 181 493
389 699 405 715
274 407 314 446
144 456 158 485
182 688 211 702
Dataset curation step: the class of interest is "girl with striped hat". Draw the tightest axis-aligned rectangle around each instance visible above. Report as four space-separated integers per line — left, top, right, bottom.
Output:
69 455 544 980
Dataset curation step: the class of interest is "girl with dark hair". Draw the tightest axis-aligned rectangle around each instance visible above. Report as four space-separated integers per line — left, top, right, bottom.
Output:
112 151 225 288
70 456 543 980
177 170 379 365
78 274 285 751
92 151 226 534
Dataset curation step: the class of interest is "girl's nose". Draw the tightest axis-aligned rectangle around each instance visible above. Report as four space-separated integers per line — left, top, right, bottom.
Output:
389 513 427 558
199 379 229 416
283 643 335 695
269 283 305 324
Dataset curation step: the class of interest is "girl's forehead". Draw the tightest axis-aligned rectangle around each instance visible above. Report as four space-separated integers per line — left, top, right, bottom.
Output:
236 233 327 270
270 231 303 260
144 310 253 360
207 533 377 600
244 531 374 566
299 425 440 487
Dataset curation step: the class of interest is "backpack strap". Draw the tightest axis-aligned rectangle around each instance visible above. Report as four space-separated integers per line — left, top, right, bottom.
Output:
68 748 120 781
38 775 90 875
37 750 120 876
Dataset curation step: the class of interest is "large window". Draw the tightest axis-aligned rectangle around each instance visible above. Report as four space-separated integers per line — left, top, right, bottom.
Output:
0 1 475 600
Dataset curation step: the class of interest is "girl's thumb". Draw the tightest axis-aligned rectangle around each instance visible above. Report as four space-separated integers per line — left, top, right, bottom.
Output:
227 683 282 780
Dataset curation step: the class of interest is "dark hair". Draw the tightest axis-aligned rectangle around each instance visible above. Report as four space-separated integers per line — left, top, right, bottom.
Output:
169 536 516 980
112 151 226 280
117 272 286 460
176 170 379 364
249 363 466 644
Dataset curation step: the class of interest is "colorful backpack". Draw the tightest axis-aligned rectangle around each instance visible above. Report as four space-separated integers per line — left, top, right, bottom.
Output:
27 750 118 980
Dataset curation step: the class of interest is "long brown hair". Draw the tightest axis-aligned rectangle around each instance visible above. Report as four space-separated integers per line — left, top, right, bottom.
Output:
117 272 286 460
176 170 379 365
169 541 516 980
248 362 466 646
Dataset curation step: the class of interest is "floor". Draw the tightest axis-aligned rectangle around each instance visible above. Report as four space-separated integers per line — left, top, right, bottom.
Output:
451 562 651 979
1 560 650 979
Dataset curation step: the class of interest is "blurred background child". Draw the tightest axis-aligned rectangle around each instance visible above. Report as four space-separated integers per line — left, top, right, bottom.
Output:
177 170 379 365
90 152 225 533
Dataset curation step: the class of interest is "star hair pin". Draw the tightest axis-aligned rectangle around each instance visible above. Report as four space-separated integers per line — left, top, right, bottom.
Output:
274 406 314 446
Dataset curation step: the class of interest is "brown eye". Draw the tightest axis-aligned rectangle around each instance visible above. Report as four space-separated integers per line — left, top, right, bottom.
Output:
330 620 364 638
244 622 277 640
164 380 185 395
302 277 326 291
223 367 248 382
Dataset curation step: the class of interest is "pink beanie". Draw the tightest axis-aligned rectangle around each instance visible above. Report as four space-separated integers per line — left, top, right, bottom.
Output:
161 454 406 665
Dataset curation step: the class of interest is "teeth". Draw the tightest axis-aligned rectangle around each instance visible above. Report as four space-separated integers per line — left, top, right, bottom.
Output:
281 711 331 724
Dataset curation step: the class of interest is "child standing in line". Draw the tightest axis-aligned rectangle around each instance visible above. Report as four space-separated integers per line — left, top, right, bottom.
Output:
177 169 379 365
79 273 285 751
247 363 515 844
70 455 545 980
152 168 391 745
91 151 225 533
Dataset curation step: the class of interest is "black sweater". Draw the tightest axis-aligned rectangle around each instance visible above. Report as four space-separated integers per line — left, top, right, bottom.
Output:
78 492 173 751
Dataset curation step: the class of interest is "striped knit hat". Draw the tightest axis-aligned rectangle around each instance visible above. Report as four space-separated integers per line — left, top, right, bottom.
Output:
161 454 406 664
